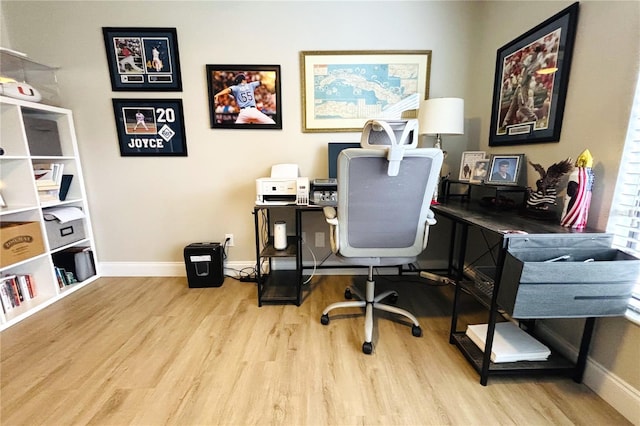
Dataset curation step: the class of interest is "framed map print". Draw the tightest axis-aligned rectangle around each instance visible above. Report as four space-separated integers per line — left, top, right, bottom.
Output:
300 50 431 132
112 99 187 156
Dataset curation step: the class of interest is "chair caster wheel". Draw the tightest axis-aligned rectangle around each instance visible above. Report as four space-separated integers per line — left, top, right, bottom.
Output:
388 293 398 304
362 341 373 354
344 288 353 299
412 325 422 337
320 314 330 325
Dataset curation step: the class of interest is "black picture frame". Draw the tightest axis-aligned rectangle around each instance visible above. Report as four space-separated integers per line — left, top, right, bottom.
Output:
486 154 525 186
206 64 282 129
112 99 187 157
103 27 182 91
488 2 579 146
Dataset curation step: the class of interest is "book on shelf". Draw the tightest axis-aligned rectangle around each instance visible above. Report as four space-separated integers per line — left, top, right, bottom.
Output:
24 274 36 298
0 275 22 312
16 275 32 302
0 276 17 313
466 322 551 363
33 162 64 190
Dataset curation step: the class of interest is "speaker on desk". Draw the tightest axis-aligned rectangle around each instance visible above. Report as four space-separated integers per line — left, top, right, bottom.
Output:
184 242 224 287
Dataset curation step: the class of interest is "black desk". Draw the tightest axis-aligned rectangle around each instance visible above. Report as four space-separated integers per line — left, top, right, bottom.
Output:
253 204 324 306
431 201 601 385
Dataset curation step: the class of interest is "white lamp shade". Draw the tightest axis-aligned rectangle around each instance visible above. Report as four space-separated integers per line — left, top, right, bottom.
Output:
419 97 464 135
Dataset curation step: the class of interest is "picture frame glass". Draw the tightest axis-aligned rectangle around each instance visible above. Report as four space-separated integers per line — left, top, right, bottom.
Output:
102 27 182 91
488 3 579 146
487 154 524 185
300 50 431 132
206 65 282 130
459 151 486 181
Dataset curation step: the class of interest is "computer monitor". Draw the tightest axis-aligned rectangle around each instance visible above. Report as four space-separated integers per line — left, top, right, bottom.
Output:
327 142 360 179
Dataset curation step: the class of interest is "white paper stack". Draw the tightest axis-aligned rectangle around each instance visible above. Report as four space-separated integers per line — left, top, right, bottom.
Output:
466 322 551 363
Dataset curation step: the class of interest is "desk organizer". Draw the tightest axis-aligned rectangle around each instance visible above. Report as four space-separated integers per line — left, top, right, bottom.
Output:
498 234 640 318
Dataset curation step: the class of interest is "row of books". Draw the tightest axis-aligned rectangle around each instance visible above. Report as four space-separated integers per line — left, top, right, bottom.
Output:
33 163 72 202
55 266 78 289
0 274 36 314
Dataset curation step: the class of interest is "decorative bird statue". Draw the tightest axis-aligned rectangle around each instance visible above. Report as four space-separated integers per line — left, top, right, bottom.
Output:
526 158 573 216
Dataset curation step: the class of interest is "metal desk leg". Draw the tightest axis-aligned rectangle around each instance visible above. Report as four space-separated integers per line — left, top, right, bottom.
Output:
574 317 596 383
479 243 508 386
296 208 303 306
449 223 468 344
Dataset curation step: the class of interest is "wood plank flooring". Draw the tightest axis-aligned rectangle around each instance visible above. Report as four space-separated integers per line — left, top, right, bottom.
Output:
1 275 630 425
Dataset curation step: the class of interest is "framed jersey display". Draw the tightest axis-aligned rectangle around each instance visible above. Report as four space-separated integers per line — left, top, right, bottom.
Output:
112 99 188 156
206 64 282 129
103 27 183 91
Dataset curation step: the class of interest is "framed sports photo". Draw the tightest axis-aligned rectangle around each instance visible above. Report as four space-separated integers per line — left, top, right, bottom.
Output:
486 154 525 186
459 151 486 181
112 99 187 156
206 64 282 129
488 3 578 146
103 27 182 91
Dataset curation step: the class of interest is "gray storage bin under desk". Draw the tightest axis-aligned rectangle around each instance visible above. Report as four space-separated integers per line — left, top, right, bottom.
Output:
498 234 639 318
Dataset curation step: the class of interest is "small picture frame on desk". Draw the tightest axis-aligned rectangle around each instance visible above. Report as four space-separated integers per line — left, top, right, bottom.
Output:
470 159 490 184
486 154 524 186
459 151 486 181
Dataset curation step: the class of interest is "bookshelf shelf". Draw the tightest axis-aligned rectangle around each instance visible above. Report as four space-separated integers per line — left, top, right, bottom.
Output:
0 95 99 330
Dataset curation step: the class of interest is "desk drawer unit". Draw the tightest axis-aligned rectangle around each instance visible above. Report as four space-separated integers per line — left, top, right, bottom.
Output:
498 234 640 318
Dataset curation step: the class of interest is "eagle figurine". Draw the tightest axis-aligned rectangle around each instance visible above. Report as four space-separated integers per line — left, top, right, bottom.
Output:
526 158 573 214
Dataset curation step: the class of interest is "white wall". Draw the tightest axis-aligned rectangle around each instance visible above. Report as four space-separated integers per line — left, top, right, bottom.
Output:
2 0 639 420
0 0 477 264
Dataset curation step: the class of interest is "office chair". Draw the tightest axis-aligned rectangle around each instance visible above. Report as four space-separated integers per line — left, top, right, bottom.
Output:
320 119 443 354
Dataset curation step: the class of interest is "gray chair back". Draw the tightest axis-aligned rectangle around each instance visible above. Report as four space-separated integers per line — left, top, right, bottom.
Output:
336 147 443 258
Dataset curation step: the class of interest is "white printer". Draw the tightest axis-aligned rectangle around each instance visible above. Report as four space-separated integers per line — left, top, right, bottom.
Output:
256 164 309 205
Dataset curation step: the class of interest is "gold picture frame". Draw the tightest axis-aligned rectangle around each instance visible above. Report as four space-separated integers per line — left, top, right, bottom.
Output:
300 50 431 133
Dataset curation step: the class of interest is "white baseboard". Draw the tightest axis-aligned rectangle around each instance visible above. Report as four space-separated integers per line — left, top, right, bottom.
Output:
97 260 639 422
536 322 640 424
98 261 254 277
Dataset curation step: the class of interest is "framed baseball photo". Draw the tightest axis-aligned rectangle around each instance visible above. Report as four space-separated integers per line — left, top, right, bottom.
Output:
486 154 525 186
103 27 182 91
488 3 578 146
459 151 486 181
206 64 282 129
112 99 187 156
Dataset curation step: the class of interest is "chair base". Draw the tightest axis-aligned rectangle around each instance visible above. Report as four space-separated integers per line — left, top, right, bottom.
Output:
320 267 422 354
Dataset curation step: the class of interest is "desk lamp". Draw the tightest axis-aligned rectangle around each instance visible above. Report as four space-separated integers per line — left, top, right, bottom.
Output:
418 97 464 202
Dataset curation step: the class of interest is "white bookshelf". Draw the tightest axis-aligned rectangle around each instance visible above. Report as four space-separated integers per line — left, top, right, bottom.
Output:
0 95 99 330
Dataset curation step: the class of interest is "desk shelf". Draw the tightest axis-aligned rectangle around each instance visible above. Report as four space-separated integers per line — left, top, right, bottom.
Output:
258 270 299 303
444 180 527 208
450 332 576 376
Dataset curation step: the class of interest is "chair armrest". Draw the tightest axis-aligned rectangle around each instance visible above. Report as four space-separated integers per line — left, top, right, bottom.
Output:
323 206 339 252
423 209 437 250
323 206 337 220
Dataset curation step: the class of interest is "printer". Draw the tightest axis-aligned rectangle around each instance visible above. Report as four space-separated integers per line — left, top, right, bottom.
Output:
256 164 309 205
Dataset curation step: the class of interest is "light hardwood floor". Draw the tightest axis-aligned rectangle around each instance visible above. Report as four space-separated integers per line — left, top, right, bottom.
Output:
1 274 630 425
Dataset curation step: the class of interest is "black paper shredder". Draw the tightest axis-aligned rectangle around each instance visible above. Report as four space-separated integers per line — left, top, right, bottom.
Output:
184 242 224 287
